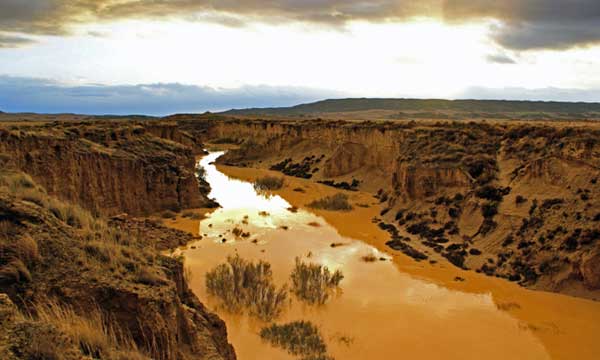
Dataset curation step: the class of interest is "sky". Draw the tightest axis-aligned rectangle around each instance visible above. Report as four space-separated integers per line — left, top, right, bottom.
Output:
1 1 600 115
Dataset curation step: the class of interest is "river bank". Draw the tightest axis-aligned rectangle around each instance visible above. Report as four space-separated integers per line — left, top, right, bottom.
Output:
169 152 600 360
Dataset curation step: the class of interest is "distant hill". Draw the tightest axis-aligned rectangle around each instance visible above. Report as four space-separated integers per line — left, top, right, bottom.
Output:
222 98 600 116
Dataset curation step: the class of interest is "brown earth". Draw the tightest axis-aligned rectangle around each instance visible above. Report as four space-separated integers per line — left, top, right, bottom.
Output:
173 115 600 301
216 163 600 360
0 120 235 360
2 112 600 359
0 121 215 217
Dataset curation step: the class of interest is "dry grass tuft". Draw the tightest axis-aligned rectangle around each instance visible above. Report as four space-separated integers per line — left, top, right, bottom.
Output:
260 320 333 360
134 266 168 286
361 254 378 262
254 176 284 191
205 255 288 321
0 228 40 284
161 210 177 219
290 258 343 305
48 198 98 229
307 193 353 211
30 300 144 359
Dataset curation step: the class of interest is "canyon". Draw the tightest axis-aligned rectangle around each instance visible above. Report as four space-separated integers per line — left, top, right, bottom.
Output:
1 111 600 359
177 116 600 300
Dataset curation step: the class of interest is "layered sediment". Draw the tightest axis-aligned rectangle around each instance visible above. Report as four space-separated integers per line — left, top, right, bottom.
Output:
0 122 214 216
175 116 600 300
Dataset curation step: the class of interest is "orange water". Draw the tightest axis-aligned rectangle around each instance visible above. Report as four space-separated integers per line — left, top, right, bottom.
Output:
178 151 599 360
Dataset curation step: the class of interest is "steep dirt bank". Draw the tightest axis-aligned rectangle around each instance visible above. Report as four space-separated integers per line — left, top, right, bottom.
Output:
177 116 600 300
0 122 215 216
0 170 235 360
0 121 234 359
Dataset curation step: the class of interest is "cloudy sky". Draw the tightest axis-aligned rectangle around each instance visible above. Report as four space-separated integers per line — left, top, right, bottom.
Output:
1 0 600 115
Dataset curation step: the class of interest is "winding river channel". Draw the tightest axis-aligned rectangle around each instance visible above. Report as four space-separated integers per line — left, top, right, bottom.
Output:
176 151 600 359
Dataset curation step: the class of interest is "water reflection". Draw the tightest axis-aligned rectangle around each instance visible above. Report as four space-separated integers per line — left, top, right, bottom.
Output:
181 151 550 360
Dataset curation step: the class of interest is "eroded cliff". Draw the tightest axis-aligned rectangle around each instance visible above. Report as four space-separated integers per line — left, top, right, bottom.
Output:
0 122 214 216
0 120 235 360
179 116 600 300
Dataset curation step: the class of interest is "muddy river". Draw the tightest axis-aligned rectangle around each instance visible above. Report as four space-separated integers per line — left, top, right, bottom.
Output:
177 151 600 359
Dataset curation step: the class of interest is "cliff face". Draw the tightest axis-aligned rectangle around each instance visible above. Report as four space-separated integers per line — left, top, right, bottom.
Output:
145 122 205 153
0 172 235 360
0 123 212 216
392 163 471 200
0 121 234 359
180 116 600 300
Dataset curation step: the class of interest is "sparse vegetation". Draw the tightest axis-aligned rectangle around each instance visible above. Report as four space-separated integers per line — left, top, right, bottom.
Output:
307 193 353 211
481 202 499 218
161 210 177 219
290 258 343 305
361 254 378 262
318 179 360 191
260 321 333 360
205 255 288 321
30 300 144 359
254 176 284 191
0 167 227 359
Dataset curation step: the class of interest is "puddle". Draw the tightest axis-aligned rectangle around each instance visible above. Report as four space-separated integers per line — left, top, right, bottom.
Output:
179 151 550 359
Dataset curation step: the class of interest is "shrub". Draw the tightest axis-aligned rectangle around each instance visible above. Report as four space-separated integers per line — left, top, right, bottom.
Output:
307 193 353 211
475 185 510 202
195 164 207 180
259 321 332 360
189 213 202 220
541 198 564 210
361 254 378 262
254 176 284 191
134 266 168 286
290 258 343 305
161 210 177 219
205 255 288 321
481 202 499 218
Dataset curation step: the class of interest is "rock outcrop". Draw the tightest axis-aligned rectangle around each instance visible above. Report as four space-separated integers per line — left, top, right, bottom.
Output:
0 122 213 216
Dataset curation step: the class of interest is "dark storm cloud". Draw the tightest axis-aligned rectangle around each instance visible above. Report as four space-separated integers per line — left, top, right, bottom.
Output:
0 33 35 48
0 76 345 116
443 0 600 50
0 1 599 50
485 53 516 64
490 19 600 51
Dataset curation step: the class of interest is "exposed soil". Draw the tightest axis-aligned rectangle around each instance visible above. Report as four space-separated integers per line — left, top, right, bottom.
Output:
215 161 600 360
176 116 600 301
0 121 235 360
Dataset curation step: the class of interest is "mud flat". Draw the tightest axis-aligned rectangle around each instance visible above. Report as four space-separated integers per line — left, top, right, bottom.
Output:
174 152 600 360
